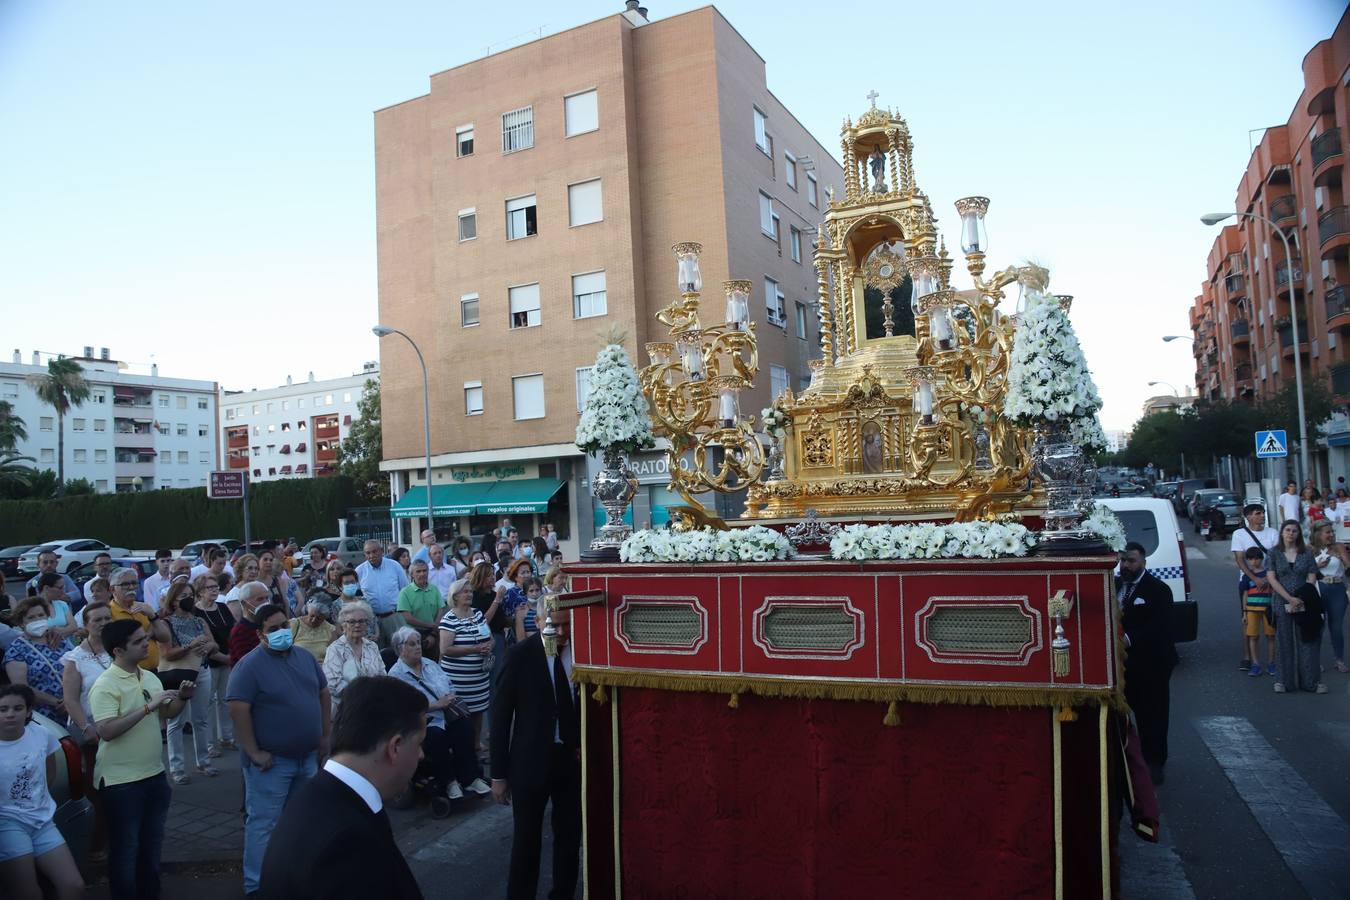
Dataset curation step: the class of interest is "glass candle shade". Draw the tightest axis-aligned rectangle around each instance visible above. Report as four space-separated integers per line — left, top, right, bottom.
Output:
928 305 956 350
954 197 989 255
680 342 704 379
910 256 942 302
718 387 740 426
674 242 703 294
724 281 751 331
912 377 934 425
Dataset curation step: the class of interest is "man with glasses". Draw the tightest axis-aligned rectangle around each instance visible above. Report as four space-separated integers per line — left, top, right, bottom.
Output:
82 552 117 603
89 618 195 900
228 603 331 897
109 572 169 672
25 549 81 606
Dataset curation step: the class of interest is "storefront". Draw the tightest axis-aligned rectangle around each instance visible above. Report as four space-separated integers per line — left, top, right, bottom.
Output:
588 451 688 531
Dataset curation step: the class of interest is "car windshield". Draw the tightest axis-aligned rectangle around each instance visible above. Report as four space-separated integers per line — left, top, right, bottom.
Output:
1207 492 1238 504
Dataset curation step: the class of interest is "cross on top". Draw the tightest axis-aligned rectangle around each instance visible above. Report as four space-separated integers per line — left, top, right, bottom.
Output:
866 89 879 108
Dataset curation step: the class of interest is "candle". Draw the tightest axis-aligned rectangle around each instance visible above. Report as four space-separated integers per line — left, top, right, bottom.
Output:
719 389 738 425
678 256 702 294
681 344 703 379
930 309 952 345
913 380 933 424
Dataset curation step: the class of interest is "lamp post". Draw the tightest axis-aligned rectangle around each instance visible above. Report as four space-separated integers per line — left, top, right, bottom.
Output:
1201 211 1309 485
372 325 434 536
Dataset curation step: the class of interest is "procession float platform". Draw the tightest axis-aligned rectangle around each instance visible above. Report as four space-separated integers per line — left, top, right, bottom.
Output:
562 553 1126 900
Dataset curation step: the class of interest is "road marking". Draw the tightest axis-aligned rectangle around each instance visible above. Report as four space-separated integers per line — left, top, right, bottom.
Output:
1185 547 1208 561
1196 716 1350 900
1119 820 1195 899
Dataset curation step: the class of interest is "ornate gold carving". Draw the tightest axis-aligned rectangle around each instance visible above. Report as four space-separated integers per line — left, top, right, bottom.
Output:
953 196 990 218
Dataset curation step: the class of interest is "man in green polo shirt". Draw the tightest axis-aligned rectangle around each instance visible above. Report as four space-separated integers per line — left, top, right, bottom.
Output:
90 618 194 900
396 560 447 640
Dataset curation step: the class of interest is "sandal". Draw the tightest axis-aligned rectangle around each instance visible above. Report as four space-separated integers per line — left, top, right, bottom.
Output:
1336 660 1349 674
195 764 220 777
206 745 223 759
171 771 191 785
1316 683 1329 694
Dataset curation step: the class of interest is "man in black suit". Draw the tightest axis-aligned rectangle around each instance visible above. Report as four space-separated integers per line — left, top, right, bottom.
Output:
258 677 427 900
1116 541 1178 785
491 607 581 900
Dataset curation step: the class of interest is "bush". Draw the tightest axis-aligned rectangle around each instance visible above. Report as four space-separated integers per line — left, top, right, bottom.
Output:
0 476 356 549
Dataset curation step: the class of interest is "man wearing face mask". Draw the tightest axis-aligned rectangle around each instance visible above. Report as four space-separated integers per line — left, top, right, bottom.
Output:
228 583 271 666
227 604 331 897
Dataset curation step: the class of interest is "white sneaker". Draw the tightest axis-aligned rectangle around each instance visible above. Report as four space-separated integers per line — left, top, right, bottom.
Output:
466 778 492 796
446 781 464 800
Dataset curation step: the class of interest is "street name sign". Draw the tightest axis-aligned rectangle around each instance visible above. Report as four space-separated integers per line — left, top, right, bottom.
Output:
208 471 246 499
1254 430 1288 459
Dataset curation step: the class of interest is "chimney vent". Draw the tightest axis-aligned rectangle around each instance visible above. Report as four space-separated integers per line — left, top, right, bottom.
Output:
83 346 94 358
637 6 649 18
151 363 158 377
308 371 315 382
625 0 638 9
287 375 293 385
100 348 110 360
12 350 19 364
32 352 39 366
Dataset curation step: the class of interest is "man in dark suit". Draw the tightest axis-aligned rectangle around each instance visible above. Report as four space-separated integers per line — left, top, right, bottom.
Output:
258 676 427 900
491 607 581 900
1116 541 1178 785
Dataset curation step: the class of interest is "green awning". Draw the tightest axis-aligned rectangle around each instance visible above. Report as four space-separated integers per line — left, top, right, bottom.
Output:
477 478 564 515
390 484 490 519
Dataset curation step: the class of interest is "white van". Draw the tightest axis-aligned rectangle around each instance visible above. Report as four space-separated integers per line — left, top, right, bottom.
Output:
1096 497 1195 643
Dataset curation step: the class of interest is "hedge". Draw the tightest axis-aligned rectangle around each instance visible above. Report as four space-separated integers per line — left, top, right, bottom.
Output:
0 476 357 550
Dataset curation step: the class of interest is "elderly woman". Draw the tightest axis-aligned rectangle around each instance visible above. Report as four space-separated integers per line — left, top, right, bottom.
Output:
3 597 75 723
307 559 347 615
289 597 338 664
225 553 261 619
1266 519 1328 694
322 599 385 715
190 573 236 754
158 580 222 783
388 626 490 800
1311 520 1349 674
85 576 112 608
439 578 494 751
543 564 568 596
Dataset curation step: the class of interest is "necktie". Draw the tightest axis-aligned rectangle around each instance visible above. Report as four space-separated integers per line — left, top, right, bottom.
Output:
553 654 578 749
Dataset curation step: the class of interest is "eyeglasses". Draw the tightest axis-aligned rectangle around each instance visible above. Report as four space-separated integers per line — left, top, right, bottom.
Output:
343 618 370 626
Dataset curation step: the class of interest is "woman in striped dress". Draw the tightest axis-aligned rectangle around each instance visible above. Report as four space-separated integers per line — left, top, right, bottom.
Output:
439 578 496 752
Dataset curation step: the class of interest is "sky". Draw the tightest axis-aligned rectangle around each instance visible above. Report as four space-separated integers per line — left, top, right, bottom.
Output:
0 0 1344 430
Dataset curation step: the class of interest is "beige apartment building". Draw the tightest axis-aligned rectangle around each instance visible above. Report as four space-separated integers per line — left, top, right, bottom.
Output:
374 4 844 554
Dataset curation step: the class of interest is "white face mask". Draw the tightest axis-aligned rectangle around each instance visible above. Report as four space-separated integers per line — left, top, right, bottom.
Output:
25 620 50 638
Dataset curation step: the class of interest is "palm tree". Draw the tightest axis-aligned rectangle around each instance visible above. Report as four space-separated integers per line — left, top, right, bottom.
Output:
26 358 90 491
0 401 26 451
0 450 36 494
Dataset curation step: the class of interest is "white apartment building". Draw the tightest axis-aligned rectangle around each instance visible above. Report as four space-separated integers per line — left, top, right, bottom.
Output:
219 365 377 483
1 348 219 493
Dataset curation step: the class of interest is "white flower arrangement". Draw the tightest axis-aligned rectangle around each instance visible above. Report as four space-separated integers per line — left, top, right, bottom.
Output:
1084 505 1127 552
827 521 1037 561
760 406 788 438
1069 414 1108 456
1003 291 1102 426
620 525 795 563
575 342 656 456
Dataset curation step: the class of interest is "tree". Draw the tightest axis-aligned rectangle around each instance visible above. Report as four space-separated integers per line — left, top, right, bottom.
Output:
64 477 96 496
26 358 90 492
335 379 388 505
0 451 37 495
0 401 27 451
1257 378 1336 451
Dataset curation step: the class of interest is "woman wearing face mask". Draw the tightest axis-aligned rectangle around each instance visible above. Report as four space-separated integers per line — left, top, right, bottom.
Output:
289 598 338 664
33 573 78 642
322 600 384 715
450 537 472 577
190 574 236 755
2 598 75 724
158 581 220 783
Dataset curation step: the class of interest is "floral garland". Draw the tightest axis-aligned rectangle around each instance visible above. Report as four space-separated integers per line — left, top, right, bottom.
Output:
575 342 656 456
1083 506 1127 552
620 525 795 563
829 521 1036 560
1003 291 1102 425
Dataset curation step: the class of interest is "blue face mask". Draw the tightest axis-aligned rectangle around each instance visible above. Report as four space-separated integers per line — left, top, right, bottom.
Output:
342 583 359 597
265 629 294 651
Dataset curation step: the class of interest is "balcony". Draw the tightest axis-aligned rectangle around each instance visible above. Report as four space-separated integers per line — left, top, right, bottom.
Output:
225 428 249 449
1327 285 1350 325
1275 260 1303 294
1334 361 1350 396
1231 319 1250 342
1312 128 1342 173
1278 321 1310 355
113 460 155 478
1225 273 1246 297
1319 206 1349 253
1269 194 1297 223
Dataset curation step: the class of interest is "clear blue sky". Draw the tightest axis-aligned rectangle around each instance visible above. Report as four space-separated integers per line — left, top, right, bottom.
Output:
0 0 1343 429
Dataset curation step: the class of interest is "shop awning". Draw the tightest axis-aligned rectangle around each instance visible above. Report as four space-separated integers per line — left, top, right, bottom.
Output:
1328 432 1350 448
477 478 564 515
391 483 492 519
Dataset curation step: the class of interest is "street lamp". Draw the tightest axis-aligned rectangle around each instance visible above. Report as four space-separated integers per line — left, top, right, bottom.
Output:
1161 335 1194 343
372 325 435 535
1148 381 1179 396
1201 211 1309 484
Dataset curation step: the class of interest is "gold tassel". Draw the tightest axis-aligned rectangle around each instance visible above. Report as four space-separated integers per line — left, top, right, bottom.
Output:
1056 706 1077 722
882 700 901 727
1053 648 1070 678
592 683 607 704
727 691 740 709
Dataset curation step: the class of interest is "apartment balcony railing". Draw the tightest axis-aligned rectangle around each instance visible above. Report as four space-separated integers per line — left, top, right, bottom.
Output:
1312 128 1343 169
1225 273 1246 296
1278 322 1310 348
1275 260 1303 288
1269 195 1298 222
1231 319 1250 339
1334 362 1350 395
1326 285 1349 319
1319 207 1349 247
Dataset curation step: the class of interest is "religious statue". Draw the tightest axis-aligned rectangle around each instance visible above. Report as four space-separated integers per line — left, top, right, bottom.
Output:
868 144 887 193
861 422 884 474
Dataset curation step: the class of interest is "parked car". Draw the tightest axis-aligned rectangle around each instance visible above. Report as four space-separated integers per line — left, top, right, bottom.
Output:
69 556 157 601
0 544 37 578
1095 478 1147 498
1096 497 1196 643
179 539 242 562
303 537 366 568
1189 489 1243 539
1170 478 1219 518
1152 481 1179 500
16 539 131 577
34 710 94 881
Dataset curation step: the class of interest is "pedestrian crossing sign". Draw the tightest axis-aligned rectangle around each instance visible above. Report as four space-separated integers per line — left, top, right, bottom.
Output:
1255 430 1288 458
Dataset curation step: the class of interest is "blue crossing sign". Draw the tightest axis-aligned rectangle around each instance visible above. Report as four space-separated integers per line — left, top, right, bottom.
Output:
1255 430 1288 459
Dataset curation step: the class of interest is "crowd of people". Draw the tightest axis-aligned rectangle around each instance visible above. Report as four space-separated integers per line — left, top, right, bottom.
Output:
0 519 583 900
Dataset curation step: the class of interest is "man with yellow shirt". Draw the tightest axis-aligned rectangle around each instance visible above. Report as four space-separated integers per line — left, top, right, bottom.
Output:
108 570 170 671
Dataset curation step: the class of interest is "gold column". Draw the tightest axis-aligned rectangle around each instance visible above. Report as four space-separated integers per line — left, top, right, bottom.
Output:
815 251 835 364
886 127 900 195
900 130 915 196
842 133 859 198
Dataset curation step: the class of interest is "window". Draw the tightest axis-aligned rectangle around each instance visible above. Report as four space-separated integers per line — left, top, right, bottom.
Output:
458 208 476 242
176 396 187 409
297 399 305 409
795 302 808 339
564 89 598 136
325 395 334 405
266 402 274 413
575 367 593 412
764 277 786 326
96 479 107 492
160 451 171 464
40 448 54 463
253 425 261 436
572 271 607 319
159 396 170 407
460 293 480 327
281 422 291 432
784 152 797 190
568 179 603 227
501 106 534 153
759 192 777 238
197 398 208 410
198 425 208 437
789 226 802 263
1 382 16 398
94 449 107 463
508 283 541 329
267 424 275 433
200 452 211 464
225 407 236 419
298 420 307 430
252 404 260 415
281 400 289 411
343 392 352 403
506 194 537 240
176 423 188 436
92 390 105 404
40 417 53 431
456 124 474 157
753 107 769 154
807 173 818 208
464 382 484 416
512 374 546 420
94 419 106 432
313 396 323 406
73 418 86 432
770 365 789 401
73 449 87 463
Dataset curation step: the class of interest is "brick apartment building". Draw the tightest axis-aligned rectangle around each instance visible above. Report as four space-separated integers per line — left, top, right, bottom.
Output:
374 4 844 555
1189 9 1349 476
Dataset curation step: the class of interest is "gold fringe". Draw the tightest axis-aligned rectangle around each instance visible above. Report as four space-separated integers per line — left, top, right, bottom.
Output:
727 691 740 709
592 683 607 705
1053 649 1070 678
882 700 901 727
1056 706 1078 722
573 666 1127 713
